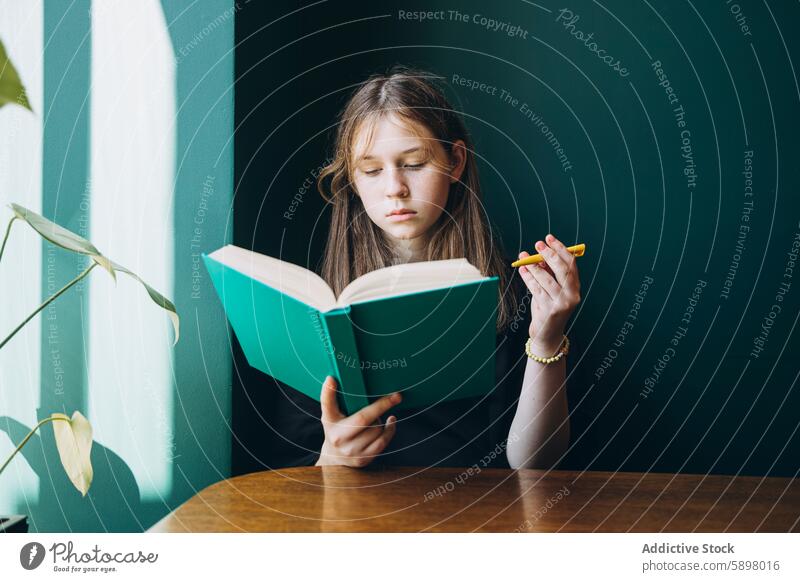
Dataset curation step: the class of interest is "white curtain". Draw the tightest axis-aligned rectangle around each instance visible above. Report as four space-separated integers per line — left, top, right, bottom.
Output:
0 0 44 510
89 0 176 500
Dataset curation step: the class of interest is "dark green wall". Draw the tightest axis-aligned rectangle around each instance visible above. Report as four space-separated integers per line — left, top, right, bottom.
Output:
234 0 799 477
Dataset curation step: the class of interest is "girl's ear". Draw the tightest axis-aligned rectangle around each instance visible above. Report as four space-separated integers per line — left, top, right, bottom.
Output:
448 139 467 184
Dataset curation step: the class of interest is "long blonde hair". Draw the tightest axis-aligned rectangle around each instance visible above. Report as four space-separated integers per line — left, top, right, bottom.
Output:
316 66 519 333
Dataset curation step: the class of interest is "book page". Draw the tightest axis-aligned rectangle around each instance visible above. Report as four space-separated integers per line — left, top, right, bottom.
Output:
207 245 337 311
336 258 486 306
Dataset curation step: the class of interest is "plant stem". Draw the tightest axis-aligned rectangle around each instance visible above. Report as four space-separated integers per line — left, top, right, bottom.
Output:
0 215 17 265
0 261 97 351
0 416 69 475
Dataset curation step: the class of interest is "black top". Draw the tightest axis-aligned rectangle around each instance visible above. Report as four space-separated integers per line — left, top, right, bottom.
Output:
274 269 533 469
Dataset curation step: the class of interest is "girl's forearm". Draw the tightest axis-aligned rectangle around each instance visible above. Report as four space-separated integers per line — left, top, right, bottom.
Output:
506 356 570 470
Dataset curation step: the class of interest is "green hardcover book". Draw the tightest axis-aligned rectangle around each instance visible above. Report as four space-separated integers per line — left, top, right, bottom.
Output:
203 245 499 415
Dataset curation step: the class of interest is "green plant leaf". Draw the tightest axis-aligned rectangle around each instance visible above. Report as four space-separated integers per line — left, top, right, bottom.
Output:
51 412 93 497
7 203 179 344
112 261 180 346
10 203 116 281
91 254 116 282
0 39 32 111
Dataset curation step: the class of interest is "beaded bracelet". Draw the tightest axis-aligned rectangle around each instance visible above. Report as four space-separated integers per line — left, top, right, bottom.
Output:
524 335 570 364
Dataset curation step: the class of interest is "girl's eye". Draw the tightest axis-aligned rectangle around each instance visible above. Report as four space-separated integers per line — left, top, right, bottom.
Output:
362 162 425 176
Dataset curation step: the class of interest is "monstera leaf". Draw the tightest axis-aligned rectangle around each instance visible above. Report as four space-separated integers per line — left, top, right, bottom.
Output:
10 203 115 280
0 39 32 111
6 203 179 345
51 412 93 497
0 412 94 497
112 261 180 345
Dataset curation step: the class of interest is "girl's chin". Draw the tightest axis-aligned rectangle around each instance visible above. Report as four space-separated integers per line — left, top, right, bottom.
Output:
384 225 424 239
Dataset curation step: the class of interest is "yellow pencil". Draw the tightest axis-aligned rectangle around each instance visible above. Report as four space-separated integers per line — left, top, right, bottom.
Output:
511 243 586 267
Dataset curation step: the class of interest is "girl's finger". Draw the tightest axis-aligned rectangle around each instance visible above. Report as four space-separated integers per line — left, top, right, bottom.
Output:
545 234 578 269
320 376 344 422
342 391 402 433
535 240 570 288
539 261 556 278
545 234 580 288
528 269 551 303
339 422 385 454
518 251 555 305
526 269 546 298
361 416 398 457
529 259 561 301
517 252 539 288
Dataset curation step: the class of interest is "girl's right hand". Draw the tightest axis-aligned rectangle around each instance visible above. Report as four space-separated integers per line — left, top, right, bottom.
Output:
315 376 402 468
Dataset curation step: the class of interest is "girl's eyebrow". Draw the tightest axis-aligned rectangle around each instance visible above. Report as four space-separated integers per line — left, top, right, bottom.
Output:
359 146 421 161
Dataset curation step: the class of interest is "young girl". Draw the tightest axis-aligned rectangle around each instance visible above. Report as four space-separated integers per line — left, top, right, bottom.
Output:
282 66 581 470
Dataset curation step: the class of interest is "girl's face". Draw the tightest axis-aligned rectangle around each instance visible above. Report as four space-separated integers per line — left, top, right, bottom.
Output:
351 114 466 243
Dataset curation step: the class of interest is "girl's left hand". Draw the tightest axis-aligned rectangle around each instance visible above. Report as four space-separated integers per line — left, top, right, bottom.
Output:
517 234 581 355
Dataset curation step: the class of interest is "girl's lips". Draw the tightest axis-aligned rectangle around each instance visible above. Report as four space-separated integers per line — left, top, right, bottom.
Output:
387 211 417 222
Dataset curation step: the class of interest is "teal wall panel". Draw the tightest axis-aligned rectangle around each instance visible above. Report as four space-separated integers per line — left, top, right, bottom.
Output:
0 0 234 532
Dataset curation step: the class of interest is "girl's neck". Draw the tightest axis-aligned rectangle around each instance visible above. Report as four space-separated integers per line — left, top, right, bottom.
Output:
385 234 428 264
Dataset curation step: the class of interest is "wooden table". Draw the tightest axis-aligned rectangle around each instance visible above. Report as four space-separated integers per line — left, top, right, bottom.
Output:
149 466 800 532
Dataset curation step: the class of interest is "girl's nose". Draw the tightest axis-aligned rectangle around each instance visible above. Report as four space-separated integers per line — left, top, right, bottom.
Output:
385 168 409 198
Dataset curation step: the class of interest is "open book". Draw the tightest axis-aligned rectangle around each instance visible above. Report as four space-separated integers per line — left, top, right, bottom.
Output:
203 245 499 414
206 244 489 310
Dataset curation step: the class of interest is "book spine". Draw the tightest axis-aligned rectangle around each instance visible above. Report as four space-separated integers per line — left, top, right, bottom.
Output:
319 307 370 415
